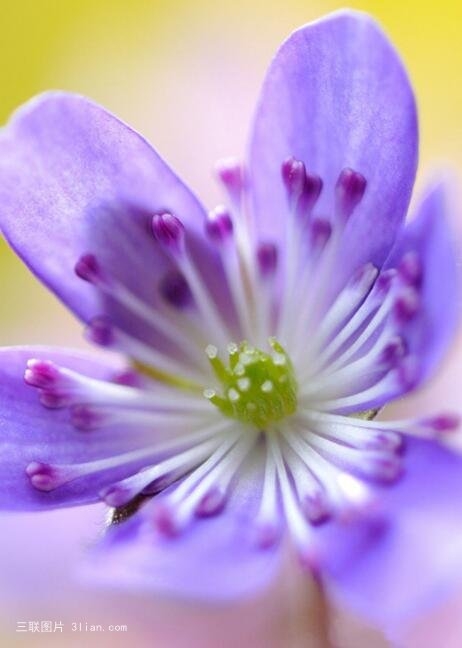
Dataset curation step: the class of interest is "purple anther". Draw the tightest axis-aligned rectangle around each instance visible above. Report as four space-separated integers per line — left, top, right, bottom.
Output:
26 462 63 492
74 253 106 284
369 431 403 452
195 487 226 517
335 167 367 220
100 483 133 507
39 392 70 409
396 357 419 391
370 454 402 483
24 359 60 389
374 268 397 296
399 251 423 287
423 413 460 433
85 316 115 347
309 218 332 251
152 502 180 538
70 404 106 431
393 288 420 323
142 474 176 496
381 337 406 366
253 521 281 550
159 271 193 309
256 242 278 277
112 369 144 388
215 157 245 203
151 212 185 256
297 172 323 216
205 206 234 243
281 157 306 203
302 491 331 525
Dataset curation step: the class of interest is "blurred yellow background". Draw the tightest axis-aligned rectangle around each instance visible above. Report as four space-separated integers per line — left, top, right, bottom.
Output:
0 2 461 646
1 0 461 347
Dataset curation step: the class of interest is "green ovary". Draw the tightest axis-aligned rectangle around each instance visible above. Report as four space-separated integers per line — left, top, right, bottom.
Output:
205 338 298 429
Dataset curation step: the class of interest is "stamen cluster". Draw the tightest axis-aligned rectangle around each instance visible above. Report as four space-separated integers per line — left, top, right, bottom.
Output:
21 152 459 567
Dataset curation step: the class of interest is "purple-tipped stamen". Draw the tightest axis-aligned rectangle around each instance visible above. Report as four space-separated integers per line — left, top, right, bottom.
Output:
309 218 332 251
205 206 234 243
297 172 323 217
152 212 185 256
24 359 61 389
256 242 278 277
282 157 306 203
215 157 245 205
159 271 193 309
74 253 109 286
420 413 460 433
399 251 423 287
195 487 227 517
335 167 367 220
85 316 115 347
70 404 108 431
25 462 74 492
393 288 420 323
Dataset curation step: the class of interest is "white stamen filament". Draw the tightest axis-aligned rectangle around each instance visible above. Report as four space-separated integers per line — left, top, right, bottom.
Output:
300 333 400 400
177 253 234 349
92 274 208 365
173 431 258 523
218 239 256 340
268 435 312 547
111 328 208 386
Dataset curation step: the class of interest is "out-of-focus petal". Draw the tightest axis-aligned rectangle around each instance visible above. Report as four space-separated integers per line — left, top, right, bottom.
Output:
85 458 282 600
386 180 460 386
0 93 234 355
319 439 462 632
248 10 417 286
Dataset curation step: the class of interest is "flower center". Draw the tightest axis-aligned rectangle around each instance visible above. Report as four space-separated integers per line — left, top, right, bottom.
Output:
204 337 298 429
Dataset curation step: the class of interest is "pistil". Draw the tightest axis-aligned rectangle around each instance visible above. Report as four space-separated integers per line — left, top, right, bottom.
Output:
204 338 298 429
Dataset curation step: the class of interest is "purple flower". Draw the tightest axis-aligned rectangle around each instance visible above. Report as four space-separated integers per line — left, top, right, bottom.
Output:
0 9 460 633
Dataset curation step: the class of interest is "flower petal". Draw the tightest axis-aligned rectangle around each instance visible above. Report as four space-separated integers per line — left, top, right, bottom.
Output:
85 460 282 600
319 439 462 632
0 346 161 511
386 180 460 385
248 10 417 284
0 93 233 357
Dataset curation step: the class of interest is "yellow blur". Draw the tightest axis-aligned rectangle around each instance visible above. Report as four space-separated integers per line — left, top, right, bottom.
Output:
0 0 460 342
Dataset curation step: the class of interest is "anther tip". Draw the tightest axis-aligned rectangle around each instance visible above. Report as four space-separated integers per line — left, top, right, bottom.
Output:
70 404 104 431
281 157 306 199
195 487 226 517
24 359 60 389
336 167 367 219
426 413 460 433
215 158 244 200
399 251 423 287
205 207 233 242
85 316 114 347
26 462 58 492
309 218 332 250
151 212 185 255
256 243 278 277
75 253 102 283
159 271 192 309
152 502 180 538
253 522 281 550
100 484 132 507
393 289 420 322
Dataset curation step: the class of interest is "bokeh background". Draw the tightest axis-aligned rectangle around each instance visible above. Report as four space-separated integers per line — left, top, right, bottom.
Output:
0 1 461 646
